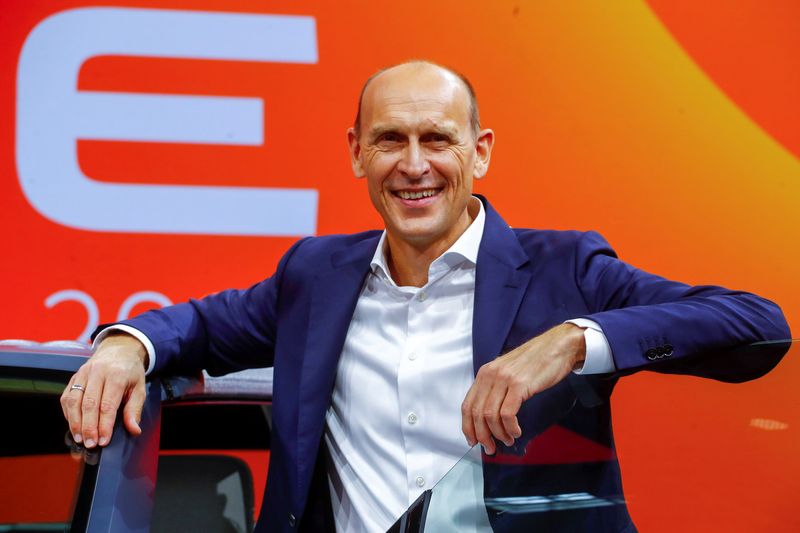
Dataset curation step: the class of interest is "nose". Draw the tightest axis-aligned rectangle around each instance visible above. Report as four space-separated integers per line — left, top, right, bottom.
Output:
397 140 430 179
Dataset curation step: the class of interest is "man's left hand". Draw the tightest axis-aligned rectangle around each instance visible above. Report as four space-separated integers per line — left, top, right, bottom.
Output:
461 323 586 455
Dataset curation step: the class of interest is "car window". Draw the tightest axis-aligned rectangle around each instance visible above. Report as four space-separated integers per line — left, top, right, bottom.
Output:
0 371 89 533
152 401 272 533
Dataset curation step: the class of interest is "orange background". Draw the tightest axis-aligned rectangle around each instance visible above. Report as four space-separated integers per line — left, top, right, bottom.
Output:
1 1 797 530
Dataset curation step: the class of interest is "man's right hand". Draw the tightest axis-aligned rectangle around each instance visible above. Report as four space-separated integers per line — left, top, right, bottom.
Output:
60 332 148 448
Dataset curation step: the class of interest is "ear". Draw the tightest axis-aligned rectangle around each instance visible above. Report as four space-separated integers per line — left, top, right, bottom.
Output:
347 127 366 178
473 129 495 179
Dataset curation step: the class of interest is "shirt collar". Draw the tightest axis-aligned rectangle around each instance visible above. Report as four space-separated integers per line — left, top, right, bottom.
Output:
370 196 486 282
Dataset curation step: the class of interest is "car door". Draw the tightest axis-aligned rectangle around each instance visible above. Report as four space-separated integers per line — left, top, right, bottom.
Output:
0 343 162 533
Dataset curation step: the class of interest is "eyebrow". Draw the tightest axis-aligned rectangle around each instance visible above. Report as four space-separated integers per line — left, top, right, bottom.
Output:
367 125 400 142
367 123 460 142
423 125 459 139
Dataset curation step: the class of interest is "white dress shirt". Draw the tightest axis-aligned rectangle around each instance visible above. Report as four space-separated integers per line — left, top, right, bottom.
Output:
324 200 487 532
94 198 616 532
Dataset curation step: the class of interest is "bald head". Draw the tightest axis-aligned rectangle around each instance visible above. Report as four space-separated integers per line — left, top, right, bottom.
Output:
353 61 481 139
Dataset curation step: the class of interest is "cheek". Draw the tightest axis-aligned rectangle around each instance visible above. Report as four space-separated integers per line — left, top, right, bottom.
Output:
365 179 387 215
434 151 473 185
365 177 384 201
363 151 397 181
361 146 379 166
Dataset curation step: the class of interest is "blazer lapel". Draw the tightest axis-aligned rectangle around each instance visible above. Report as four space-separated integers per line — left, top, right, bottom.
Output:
472 198 532 374
295 236 378 497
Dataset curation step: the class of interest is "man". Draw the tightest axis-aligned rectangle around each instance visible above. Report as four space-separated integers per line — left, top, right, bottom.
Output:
61 61 789 532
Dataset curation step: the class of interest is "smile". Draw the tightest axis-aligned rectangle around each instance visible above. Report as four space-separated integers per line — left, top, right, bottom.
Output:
393 188 443 200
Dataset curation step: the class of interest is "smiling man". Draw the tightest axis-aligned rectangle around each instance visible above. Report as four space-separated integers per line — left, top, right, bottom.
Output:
61 61 789 532
348 62 491 285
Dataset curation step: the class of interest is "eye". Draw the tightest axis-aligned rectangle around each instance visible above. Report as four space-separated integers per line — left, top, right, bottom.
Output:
422 133 451 144
376 132 403 144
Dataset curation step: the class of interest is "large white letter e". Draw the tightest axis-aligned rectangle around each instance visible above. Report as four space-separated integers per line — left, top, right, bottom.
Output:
16 7 318 236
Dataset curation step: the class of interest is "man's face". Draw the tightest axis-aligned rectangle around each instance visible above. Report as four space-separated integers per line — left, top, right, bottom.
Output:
348 64 493 250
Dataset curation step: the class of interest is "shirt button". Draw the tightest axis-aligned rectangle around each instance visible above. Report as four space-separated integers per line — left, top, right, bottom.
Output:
408 352 417 361
416 476 425 488
407 412 418 425
417 291 427 302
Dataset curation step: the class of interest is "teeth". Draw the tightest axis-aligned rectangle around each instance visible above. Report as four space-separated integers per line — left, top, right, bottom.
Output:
397 189 439 200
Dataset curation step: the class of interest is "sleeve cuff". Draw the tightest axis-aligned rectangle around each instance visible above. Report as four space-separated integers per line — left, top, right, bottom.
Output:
93 324 157 376
565 318 616 374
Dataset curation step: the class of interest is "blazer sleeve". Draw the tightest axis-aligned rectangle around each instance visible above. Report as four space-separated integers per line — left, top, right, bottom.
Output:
115 237 310 376
575 231 791 381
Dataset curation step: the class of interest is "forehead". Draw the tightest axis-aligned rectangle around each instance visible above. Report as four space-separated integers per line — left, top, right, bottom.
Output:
361 66 471 131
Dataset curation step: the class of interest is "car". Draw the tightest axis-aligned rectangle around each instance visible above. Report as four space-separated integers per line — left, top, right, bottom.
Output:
1 339 794 532
0 340 274 533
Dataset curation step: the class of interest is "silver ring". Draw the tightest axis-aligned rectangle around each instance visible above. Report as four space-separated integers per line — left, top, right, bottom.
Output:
70 384 86 392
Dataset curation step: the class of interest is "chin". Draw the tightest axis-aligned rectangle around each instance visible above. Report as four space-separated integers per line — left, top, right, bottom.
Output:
392 222 445 245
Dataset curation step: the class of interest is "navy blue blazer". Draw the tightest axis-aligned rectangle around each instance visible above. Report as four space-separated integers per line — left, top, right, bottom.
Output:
124 197 789 532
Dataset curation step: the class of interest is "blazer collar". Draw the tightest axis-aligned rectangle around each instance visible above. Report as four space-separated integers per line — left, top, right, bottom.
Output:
308 194 534 379
330 233 382 270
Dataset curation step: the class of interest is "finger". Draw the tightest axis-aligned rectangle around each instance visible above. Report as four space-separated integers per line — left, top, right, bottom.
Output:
464 368 497 454
482 379 514 447
500 389 524 440
80 366 105 448
123 381 146 436
96 375 126 446
60 375 73 421
461 384 478 446
470 378 496 455
60 374 76 422
62 370 87 443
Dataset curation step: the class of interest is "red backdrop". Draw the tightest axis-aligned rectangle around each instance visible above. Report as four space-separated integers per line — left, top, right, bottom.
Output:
1 1 797 530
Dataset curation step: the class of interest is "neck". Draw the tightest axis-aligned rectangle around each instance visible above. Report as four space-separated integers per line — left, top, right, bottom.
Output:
385 199 479 287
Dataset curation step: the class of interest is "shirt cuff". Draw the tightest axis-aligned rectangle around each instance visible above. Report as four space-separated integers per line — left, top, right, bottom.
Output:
565 318 616 374
93 324 157 376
